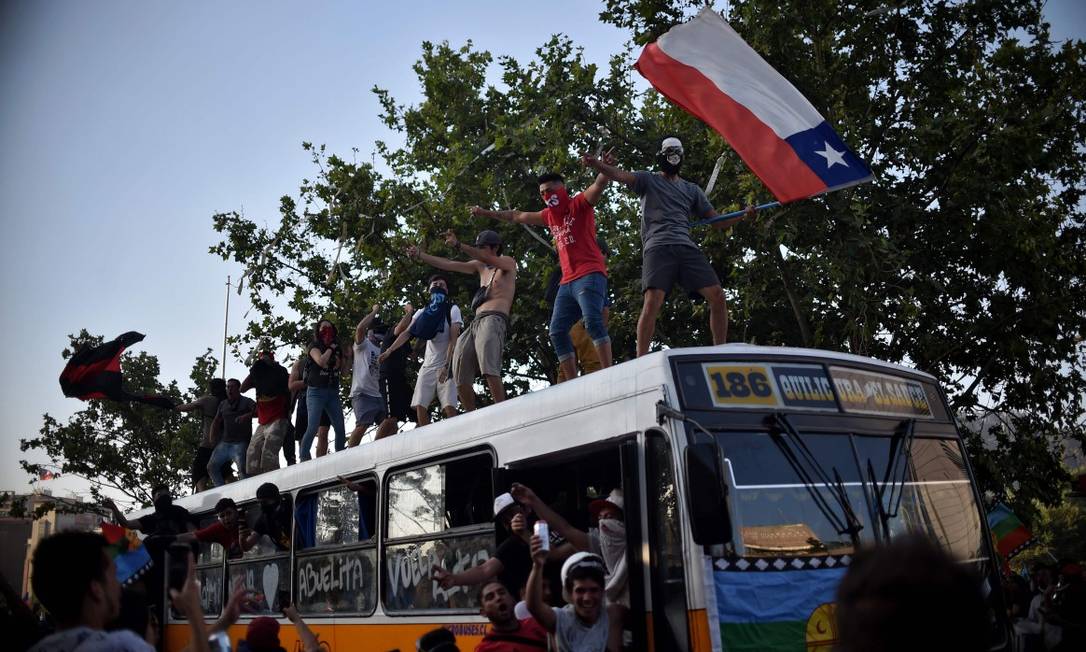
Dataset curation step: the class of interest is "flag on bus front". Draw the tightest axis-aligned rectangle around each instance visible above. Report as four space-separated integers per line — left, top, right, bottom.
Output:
634 7 873 203
987 503 1034 560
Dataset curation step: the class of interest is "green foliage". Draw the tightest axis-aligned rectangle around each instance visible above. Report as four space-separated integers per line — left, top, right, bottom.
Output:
20 330 219 508
1015 499 1086 568
210 0 1085 508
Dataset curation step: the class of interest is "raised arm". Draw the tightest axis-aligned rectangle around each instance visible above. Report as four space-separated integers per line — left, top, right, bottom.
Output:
174 399 202 412
510 483 590 551
582 152 637 187
526 534 558 632
581 149 616 206
470 205 545 226
283 606 322 652
239 373 254 393
431 557 503 590
103 498 141 531
355 305 380 344
445 230 515 272
408 244 480 275
393 303 414 336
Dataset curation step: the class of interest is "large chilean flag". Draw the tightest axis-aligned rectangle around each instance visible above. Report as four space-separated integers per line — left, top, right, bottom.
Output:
635 8 873 203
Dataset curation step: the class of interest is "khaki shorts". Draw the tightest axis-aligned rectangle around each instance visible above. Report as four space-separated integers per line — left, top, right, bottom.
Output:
453 311 508 385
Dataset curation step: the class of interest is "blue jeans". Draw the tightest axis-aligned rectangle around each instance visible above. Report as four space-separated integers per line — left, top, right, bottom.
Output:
300 386 346 461
208 441 247 487
549 272 610 360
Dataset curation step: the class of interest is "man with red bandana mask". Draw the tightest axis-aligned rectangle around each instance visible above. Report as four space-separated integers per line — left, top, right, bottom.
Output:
471 150 616 382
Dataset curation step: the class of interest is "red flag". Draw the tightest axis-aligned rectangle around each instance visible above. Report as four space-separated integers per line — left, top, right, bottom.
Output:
38 470 56 481
58 332 175 409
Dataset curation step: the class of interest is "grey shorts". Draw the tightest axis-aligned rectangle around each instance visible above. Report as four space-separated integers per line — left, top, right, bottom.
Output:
642 244 720 293
453 311 508 384
351 392 386 427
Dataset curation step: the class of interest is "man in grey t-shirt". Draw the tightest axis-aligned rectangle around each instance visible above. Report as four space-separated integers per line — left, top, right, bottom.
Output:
584 137 752 355
527 537 610 652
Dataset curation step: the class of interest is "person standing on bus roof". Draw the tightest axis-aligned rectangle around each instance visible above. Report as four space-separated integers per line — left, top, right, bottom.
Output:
471 154 614 382
583 137 754 355
432 492 565 600
300 319 349 461
375 303 416 439
347 304 386 446
174 378 227 493
405 229 516 408
241 345 291 475
379 275 463 426
206 378 256 486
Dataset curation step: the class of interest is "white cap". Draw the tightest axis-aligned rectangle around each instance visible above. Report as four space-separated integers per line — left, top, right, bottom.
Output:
659 137 684 153
560 552 608 601
493 492 516 517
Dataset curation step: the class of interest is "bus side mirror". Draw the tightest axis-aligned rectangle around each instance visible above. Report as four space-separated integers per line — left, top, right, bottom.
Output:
685 442 733 545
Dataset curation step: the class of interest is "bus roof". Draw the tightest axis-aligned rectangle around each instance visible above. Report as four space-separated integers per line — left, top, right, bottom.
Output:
140 344 934 518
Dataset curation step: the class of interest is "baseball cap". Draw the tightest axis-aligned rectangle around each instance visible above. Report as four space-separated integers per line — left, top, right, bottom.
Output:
245 617 280 649
659 136 684 153
560 551 608 601
475 230 502 248
588 488 624 521
493 492 517 518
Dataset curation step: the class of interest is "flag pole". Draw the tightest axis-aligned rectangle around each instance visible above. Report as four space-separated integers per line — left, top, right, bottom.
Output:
222 275 231 380
692 200 780 227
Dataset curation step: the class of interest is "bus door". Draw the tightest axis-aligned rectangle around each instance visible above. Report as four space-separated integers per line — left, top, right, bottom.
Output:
502 437 648 649
645 429 691 652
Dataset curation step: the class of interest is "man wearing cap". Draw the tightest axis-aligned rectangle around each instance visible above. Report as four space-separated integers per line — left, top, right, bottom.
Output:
347 304 387 446
584 137 754 355
406 228 516 407
471 153 615 382
527 542 611 652
432 492 563 601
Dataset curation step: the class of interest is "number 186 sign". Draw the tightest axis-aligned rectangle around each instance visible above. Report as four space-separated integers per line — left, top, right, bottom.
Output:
702 365 779 407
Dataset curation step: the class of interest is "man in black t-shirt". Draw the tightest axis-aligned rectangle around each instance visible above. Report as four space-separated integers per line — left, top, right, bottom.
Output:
375 303 416 440
247 482 293 552
431 492 566 601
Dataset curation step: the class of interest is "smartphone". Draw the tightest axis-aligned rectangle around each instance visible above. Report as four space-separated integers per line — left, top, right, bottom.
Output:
207 630 231 652
167 543 190 592
277 589 291 609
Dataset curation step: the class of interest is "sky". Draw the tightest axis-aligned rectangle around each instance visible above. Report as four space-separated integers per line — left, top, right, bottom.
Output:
1 0 1083 504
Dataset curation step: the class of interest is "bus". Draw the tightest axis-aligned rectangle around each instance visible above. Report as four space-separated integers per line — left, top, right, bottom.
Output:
142 344 1011 651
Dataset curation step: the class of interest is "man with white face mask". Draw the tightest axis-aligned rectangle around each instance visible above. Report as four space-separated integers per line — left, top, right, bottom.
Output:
510 484 628 651
584 137 754 355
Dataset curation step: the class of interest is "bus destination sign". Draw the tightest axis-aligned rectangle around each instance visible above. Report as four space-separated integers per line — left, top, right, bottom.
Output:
700 363 837 411
828 366 933 418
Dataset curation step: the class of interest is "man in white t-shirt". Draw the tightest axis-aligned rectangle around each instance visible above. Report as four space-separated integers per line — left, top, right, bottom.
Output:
347 305 386 446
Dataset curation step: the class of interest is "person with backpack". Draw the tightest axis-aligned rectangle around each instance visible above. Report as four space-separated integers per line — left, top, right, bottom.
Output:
379 274 463 425
241 344 291 474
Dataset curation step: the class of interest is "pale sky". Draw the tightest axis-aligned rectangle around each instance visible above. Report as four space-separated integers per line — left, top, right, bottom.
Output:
2 1 1082 504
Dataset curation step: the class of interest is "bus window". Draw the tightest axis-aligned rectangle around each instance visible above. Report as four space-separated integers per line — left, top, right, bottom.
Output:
855 436 985 561
719 431 872 556
177 515 224 619
384 453 494 613
226 502 290 616
293 478 378 616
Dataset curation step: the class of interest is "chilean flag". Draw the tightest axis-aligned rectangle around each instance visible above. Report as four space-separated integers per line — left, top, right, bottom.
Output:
635 8 873 203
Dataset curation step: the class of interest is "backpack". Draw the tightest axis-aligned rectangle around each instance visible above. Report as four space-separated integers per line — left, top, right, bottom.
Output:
409 289 454 341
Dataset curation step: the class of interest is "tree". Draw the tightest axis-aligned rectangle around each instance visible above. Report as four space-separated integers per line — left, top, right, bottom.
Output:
20 331 219 509
211 0 1086 509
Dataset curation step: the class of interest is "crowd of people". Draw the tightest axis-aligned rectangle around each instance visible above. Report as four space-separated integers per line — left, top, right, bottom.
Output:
1004 560 1086 651
174 141 755 493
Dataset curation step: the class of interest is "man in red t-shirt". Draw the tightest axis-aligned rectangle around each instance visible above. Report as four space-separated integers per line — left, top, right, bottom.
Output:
174 498 248 558
475 580 548 651
471 151 615 382
242 347 291 475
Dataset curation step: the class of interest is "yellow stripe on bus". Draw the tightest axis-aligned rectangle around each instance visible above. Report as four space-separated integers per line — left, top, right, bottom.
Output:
165 621 487 651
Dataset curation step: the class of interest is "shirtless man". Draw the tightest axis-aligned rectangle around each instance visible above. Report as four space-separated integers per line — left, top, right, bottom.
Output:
406 228 516 407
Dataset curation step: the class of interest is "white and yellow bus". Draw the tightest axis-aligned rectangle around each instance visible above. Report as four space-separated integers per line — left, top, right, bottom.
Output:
140 344 1011 651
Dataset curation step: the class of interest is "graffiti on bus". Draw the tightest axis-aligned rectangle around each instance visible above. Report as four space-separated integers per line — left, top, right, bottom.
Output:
385 532 494 610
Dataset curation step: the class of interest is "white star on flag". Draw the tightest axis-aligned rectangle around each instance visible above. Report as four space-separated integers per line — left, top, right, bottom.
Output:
815 142 849 168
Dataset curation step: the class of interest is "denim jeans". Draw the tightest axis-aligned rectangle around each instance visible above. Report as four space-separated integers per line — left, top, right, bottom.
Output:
549 272 610 360
300 386 346 461
208 441 247 487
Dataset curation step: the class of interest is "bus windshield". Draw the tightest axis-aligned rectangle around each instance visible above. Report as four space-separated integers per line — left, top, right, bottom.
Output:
712 429 986 563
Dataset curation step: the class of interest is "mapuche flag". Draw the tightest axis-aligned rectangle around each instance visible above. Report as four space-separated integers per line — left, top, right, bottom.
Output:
101 521 152 585
59 331 175 409
987 503 1035 560
635 7 873 203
